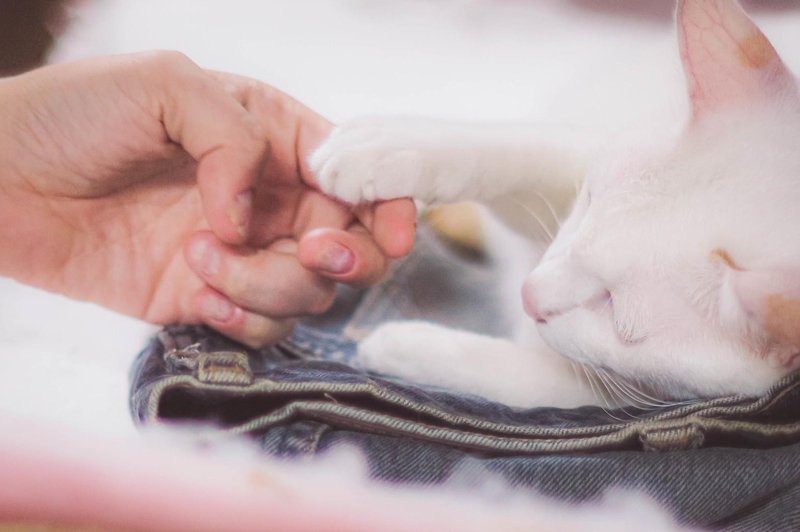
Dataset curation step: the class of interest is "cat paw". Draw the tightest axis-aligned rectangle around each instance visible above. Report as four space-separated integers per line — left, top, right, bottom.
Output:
355 321 462 385
355 321 598 408
309 117 457 205
310 118 426 205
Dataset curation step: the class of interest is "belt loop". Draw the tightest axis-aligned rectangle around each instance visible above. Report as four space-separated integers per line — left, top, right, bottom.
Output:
639 422 705 452
196 350 254 386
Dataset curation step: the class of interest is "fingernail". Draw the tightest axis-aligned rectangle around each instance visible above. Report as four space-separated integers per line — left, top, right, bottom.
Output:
317 242 355 274
230 189 253 239
190 239 220 277
202 294 234 322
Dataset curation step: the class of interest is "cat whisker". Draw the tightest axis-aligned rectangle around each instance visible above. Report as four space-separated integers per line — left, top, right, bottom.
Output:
594 367 642 420
529 189 562 230
603 369 697 410
582 364 696 420
569 361 588 395
620 377 696 409
601 368 681 417
581 365 626 422
511 198 555 243
610 377 665 410
579 365 605 412
568 361 580 385
591 367 618 406
595 368 642 414
595 368 651 409
571 361 606 408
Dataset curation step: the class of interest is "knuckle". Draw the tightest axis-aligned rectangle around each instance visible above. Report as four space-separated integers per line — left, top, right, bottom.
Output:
151 50 195 70
135 51 202 96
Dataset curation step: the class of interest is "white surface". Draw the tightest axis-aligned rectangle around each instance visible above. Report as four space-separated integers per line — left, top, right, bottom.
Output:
0 278 154 435
2 0 798 435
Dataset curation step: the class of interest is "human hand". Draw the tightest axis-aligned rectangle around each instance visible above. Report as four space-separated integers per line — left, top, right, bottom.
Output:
0 52 416 346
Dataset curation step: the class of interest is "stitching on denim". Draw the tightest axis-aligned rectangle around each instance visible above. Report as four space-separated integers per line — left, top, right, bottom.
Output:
223 401 649 453
139 334 800 437
136 328 800 454
304 422 327 454
136 371 800 455
196 351 253 386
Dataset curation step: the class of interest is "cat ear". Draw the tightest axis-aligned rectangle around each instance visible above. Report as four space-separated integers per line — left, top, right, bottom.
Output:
714 250 800 367
677 0 797 121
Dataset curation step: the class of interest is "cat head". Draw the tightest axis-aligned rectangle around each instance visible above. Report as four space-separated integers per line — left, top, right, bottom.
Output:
522 0 800 400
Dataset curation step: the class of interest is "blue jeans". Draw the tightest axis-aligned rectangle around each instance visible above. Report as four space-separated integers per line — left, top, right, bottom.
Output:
130 226 800 530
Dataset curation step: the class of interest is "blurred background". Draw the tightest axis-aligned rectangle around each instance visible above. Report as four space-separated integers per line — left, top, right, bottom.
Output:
1 0 799 437
0 0 66 76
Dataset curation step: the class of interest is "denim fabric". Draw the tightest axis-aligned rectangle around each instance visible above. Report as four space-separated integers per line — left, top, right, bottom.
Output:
130 226 800 530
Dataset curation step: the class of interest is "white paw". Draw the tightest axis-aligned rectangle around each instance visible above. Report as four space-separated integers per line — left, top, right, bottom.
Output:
355 321 464 385
355 320 514 402
309 117 463 205
355 321 587 408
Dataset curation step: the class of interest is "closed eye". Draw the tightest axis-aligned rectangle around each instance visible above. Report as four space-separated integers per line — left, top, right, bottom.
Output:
610 292 649 345
614 318 646 345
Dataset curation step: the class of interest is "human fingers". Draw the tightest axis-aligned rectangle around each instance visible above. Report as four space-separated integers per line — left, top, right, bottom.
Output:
150 53 270 244
285 191 391 285
207 73 418 260
208 71 332 189
191 286 297 348
355 199 418 258
298 226 392 286
205 72 417 274
184 231 336 318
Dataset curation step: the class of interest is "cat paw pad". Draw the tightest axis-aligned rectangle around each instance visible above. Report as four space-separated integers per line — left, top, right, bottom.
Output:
309 119 437 205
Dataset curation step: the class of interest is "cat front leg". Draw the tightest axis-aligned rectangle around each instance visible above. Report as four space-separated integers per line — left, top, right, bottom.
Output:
356 320 600 408
310 117 594 209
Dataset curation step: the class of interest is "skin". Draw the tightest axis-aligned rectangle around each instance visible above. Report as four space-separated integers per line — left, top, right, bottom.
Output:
0 52 416 347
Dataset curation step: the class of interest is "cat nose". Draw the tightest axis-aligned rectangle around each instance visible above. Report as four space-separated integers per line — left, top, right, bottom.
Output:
521 283 545 323
521 277 568 323
522 255 607 323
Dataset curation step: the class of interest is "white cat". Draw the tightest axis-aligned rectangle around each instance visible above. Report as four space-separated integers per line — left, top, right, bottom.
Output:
310 0 800 409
